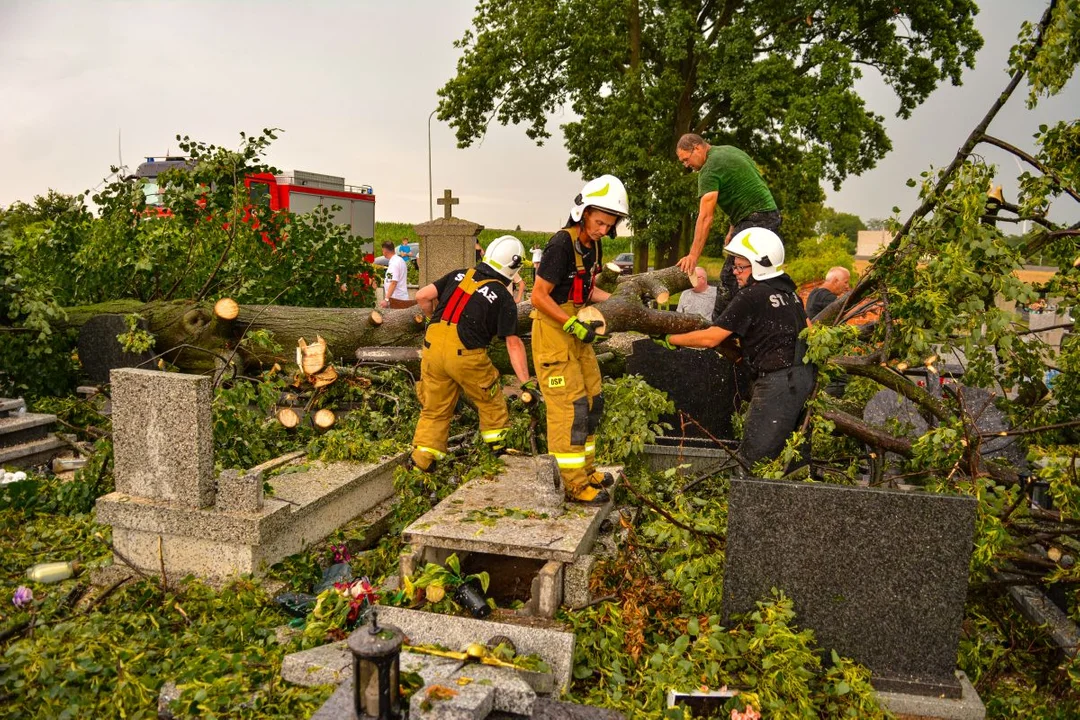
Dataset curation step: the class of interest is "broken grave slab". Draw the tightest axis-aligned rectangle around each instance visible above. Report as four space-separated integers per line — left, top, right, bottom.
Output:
374 606 572 694
280 641 352 687
403 455 613 564
281 643 463 688
411 677 495 719
449 664 537 716
96 455 403 579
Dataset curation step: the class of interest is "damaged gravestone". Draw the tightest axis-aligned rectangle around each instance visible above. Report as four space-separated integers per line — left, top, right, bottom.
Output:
297 607 623 719
94 368 403 581
862 381 1027 472
401 455 616 619
625 337 735 440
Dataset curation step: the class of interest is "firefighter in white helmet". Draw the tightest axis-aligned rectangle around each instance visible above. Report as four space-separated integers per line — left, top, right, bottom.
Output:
655 228 815 471
408 235 538 472
529 175 629 503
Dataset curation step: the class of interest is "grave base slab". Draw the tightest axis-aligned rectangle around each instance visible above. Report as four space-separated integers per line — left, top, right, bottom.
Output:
875 671 985 720
95 454 404 580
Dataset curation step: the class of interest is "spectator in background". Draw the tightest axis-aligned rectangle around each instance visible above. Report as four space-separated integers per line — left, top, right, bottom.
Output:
806 265 851 398
380 241 416 309
476 240 484 262
675 267 717 321
531 244 543 282
805 266 851 320
397 237 418 272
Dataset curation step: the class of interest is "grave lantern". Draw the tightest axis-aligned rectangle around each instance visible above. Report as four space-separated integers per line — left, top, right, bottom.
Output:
348 610 403 720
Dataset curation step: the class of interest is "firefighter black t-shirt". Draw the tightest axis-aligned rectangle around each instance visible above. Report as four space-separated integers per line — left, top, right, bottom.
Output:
537 230 600 305
431 265 519 349
716 274 807 373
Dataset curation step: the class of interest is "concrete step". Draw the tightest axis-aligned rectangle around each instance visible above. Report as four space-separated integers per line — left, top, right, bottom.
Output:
0 412 57 449
0 435 68 469
0 398 26 418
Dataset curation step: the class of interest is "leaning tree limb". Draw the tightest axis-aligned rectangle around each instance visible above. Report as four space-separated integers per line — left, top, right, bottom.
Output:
814 1 1060 327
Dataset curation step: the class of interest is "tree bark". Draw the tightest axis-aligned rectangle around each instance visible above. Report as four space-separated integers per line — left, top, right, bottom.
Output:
55 267 713 376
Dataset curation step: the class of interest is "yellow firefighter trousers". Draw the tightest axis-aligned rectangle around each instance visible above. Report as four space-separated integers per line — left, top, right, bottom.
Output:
531 303 604 496
410 322 510 471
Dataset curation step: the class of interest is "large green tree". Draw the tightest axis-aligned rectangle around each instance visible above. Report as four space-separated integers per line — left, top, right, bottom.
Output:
815 206 866 253
438 0 982 267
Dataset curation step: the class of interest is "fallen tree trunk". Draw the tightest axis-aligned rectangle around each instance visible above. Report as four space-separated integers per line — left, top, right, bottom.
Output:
54 268 724 376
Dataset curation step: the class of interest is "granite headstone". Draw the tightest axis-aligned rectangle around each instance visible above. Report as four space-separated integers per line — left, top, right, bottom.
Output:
110 368 215 508
77 314 155 384
625 338 735 440
863 384 1027 471
722 478 976 697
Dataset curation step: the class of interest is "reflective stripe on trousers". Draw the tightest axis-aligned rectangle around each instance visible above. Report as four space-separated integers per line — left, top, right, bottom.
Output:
530 302 603 495
410 322 509 471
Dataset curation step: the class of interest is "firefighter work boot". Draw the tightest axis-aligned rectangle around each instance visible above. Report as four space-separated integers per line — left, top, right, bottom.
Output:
566 484 611 505
587 471 615 489
405 452 437 474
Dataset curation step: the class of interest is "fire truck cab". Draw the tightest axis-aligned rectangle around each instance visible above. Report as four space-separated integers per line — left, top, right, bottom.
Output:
134 159 376 258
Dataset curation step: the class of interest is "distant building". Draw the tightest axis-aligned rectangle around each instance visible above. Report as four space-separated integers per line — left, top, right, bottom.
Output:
856 230 893 260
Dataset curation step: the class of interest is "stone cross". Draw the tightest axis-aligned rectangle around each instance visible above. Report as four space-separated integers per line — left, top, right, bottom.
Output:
436 188 459 220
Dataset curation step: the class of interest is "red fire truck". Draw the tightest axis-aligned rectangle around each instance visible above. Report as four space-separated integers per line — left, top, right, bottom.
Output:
134 158 377 258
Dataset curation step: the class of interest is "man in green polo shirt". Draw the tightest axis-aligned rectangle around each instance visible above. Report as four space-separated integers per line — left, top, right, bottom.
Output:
674 134 781 303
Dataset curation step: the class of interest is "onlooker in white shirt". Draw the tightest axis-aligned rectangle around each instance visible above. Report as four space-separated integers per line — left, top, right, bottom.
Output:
380 241 415 308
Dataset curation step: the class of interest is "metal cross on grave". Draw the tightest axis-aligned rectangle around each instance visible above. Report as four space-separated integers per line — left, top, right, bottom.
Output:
437 188 459 219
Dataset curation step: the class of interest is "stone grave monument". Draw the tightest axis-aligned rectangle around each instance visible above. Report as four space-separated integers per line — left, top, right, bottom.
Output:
414 189 484 287
76 313 155 385
94 368 405 580
286 606 624 719
400 455 617 619
624 337 735 440
0 397 65 468
722 478 985 718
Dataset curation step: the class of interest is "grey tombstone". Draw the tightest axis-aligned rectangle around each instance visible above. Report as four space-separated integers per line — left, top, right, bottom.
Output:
110 368 215 508
863 384 1027 472
624 338 735 440
722 478 976 697
77 314 155 384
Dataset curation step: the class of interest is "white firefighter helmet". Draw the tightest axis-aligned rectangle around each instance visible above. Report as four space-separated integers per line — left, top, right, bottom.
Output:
483 235 525 280
725 227 786 281
569 175 630 223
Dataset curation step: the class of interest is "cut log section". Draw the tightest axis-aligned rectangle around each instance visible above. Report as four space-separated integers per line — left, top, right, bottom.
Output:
310 365 339 390
277 407 301 430
214 297 240 321
370 310 384 326
297 336 327 376
312 408 336 431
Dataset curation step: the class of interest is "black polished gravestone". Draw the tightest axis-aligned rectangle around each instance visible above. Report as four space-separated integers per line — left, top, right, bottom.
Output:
722 478 976 697
625 338 735 440
77 314 155 384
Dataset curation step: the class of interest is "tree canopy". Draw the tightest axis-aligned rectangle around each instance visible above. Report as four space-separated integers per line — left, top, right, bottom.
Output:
815 206 866 254
438 0 983 264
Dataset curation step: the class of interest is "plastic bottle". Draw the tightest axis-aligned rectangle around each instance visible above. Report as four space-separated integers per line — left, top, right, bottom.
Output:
26 561 81 584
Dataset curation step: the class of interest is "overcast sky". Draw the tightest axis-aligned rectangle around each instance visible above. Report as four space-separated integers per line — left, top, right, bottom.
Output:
1 1 1076 233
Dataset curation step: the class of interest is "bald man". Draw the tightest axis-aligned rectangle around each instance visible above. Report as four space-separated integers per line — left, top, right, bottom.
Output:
805 266 851 320
675 267 717 321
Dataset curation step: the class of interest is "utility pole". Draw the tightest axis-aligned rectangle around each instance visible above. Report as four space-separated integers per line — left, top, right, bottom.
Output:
428 109 437 221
